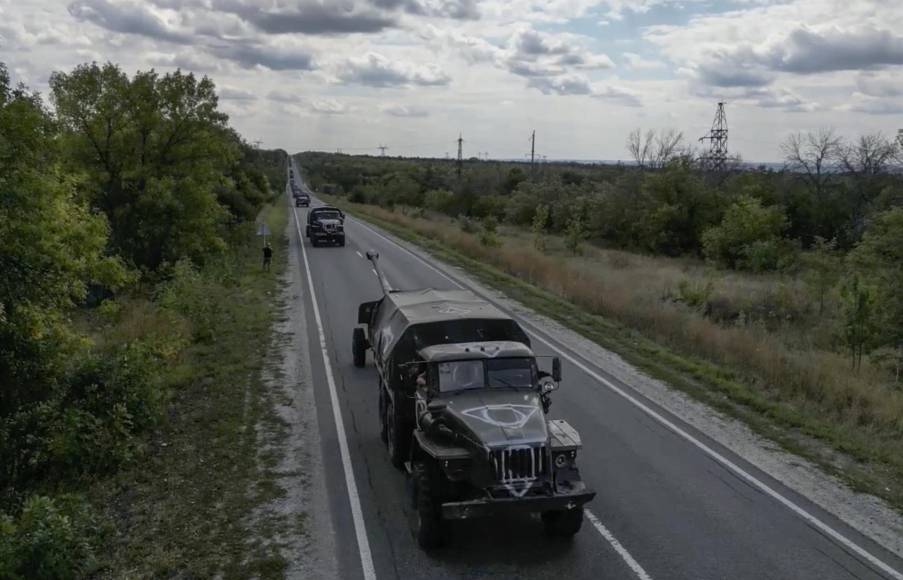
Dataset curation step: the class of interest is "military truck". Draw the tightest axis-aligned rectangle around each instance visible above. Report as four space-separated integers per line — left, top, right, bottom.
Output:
305 206 345 247
352 252 594 549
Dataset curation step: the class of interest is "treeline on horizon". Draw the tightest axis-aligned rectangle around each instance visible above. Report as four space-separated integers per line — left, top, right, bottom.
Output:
300 130 902 373
1 61 285 575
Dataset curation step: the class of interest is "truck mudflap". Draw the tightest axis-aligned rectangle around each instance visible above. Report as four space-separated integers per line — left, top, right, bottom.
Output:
441 486 596 520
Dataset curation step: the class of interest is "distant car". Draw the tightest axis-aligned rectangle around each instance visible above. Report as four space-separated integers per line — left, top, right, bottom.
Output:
295 194 310 207
306 206 345 247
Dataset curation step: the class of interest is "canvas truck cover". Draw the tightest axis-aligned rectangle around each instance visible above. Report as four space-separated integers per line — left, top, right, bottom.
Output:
370 289 530 363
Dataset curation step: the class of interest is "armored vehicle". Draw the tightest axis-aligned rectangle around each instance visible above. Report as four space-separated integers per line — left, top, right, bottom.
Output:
352 252 594 549
306 206 345 247
295 192 310 207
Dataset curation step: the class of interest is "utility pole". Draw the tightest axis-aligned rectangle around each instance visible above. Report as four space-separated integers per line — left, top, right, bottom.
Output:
253 139 262 149
377 144 388 156
698 102 728 172
456 133 463 178
530 130 536 176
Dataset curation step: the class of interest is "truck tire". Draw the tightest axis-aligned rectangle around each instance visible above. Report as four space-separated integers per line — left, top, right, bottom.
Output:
305 225 310 238
338 238 346 247
385 398 409 470
413 461 445 549
352 328 366 368
541 508 583 537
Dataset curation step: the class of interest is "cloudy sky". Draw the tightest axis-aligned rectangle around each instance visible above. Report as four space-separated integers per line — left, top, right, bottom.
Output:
3 0 903 162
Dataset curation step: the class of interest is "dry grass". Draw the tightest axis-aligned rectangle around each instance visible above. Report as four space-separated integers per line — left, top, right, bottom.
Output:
337 201 903 502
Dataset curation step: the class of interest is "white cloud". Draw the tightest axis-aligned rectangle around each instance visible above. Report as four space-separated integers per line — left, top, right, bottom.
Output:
333 52 450 87
622 52 665 70
310 97 351 114
382 103 429 117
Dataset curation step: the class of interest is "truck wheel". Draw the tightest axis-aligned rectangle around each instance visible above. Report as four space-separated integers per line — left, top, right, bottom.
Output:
541 508 584 537
338 238 346 247
413 461 445 550
385 398 409 470
352 328 366 367
305 226 310 238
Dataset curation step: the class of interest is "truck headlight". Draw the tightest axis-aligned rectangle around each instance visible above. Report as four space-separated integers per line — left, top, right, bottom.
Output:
553 451 576 469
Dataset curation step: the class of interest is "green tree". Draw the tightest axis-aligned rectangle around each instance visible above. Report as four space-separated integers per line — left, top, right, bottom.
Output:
532 205 549 251
840 276 877 371
565 215 586 255
849 207 903 364
479 216 501 247
50 63 237 270
702 195 789 271
638 163 721 256
0 64 127 415
801 236 840 314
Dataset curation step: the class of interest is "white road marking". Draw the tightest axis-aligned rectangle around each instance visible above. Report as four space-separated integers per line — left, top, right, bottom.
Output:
585 510 653 580
371 268 378 277
356 251 364 259
348 214 903 580
292 206 377 580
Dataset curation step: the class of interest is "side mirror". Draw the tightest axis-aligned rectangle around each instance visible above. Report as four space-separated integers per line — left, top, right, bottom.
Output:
366 250 379 261
552 357 562 382
540 377 558 395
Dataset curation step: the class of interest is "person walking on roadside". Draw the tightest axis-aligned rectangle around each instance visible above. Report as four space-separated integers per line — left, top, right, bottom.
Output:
262 242 273 271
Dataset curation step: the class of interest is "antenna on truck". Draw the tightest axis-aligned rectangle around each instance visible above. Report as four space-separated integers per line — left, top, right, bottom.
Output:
366 250 392 296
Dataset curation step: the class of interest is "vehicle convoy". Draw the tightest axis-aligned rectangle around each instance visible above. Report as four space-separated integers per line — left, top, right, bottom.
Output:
306 206 345 246
352 252 595 549
294 191 310 207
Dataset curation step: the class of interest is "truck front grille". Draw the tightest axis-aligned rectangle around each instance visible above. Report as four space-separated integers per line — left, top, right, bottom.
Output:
491 446 546 483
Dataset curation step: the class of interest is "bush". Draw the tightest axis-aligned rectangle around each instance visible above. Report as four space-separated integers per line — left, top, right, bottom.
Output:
156 259 232 342
423 189 454 214
479 216 501 247
0 496 97 580
702 195 789 270
457 215 478 234
565 216 586 255
0 340 161 489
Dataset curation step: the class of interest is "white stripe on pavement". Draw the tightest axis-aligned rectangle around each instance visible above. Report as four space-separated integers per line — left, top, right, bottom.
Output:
585 510 653 580
347 214 903 580
293 206 377 580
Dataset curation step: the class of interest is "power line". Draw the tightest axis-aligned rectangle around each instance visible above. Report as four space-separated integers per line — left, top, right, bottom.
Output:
698 102 728 172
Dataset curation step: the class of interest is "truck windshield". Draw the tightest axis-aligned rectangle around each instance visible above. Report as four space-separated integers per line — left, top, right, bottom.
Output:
315 211 341 220
437 358 534 392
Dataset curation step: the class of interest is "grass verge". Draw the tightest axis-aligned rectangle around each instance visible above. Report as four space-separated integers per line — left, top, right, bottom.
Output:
87 199 292 578
330 198 903 514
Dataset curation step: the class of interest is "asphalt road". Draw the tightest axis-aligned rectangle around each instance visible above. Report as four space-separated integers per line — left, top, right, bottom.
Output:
286 160 903 580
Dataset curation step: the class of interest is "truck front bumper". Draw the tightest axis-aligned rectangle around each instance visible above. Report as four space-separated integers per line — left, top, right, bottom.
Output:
441 485 595 520
312 231 344 242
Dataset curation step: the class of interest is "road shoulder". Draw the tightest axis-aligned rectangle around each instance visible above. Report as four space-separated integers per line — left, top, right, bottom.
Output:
244 197 340 578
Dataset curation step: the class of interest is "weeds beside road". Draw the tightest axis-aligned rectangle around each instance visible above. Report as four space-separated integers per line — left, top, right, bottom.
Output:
329 198 903 514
